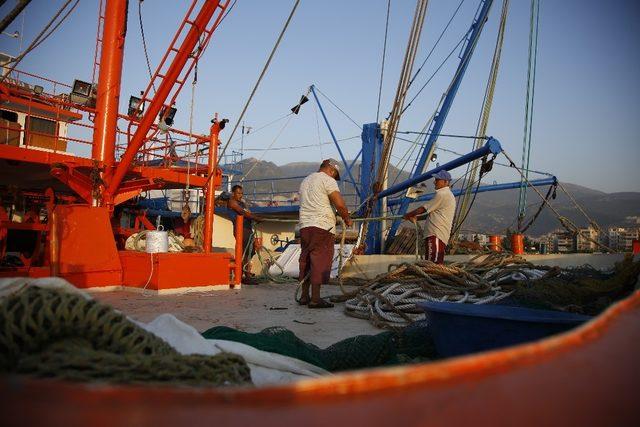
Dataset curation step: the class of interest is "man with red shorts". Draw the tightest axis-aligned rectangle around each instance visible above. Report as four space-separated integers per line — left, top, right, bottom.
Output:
297 160 352 308
403 170 456 264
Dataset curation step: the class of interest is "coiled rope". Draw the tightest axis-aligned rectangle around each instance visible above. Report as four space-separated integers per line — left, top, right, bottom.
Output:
336 252 539 329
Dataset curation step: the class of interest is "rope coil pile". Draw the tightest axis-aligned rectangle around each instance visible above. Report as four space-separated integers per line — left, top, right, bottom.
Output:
337 253 542 328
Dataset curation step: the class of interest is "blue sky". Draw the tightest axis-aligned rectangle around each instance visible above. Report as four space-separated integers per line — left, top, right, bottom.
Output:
1 0 639 193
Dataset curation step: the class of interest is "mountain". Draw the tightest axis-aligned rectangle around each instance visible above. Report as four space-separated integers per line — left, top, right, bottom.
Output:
226 159 640 236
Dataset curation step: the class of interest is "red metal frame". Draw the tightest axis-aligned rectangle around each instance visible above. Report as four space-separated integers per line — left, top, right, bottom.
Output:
0 0 235 289
106 0 228 201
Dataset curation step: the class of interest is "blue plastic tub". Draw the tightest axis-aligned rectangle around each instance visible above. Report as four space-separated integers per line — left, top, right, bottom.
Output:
417 301 592 357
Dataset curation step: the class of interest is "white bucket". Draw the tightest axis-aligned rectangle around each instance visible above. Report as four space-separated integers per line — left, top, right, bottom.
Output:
146 226 169 253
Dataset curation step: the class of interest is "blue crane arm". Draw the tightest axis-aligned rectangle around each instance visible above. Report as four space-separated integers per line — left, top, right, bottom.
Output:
386 0 495 242
377 138 502 199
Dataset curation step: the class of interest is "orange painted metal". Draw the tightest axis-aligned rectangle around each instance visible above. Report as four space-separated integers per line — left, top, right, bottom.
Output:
511 233 525 255
107 0 223 198
119 251 232 291
203 121 221 253
0 291 637 426
488 235 502 252
234 215 243 285
49 206 60 276
0 90 83 123
91 0 127 180
55 205 121 287
0 143 94 167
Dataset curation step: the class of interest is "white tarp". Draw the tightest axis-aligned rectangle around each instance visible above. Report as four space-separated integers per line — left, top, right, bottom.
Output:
268 243 355 278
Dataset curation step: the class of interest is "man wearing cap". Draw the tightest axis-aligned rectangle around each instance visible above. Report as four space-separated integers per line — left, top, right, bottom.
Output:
403 170 456 264
297 159 353 308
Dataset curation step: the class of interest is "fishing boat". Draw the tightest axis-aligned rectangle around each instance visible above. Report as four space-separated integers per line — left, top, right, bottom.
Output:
0 1 638 425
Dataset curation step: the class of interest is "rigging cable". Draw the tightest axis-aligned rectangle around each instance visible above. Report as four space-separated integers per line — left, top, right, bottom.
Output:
376 0 429 187
376 0 391 123
452 0 510 246
314 86 362 130
400 27 467 116
400 0 466 111
241 137 355 152
138 0 156 92
0 0 78 84
239 114 296 182
356 0 429 253
501 149 615 253
517 0 541 230
313 99 325 159
218 0 301 160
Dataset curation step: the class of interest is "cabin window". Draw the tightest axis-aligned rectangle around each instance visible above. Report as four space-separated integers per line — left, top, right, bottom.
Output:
1 110 18 122
28 116 56 135
26 116 62 150
0 109 21 146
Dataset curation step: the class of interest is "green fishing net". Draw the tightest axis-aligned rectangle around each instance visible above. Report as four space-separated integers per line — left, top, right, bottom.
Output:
202 322 438 372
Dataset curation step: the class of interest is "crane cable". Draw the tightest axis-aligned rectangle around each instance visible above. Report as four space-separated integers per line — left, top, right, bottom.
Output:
356 0 429 253
399 0 466 116
517 0 541 230
217 0 301 161
0 0 78 84
375 0 429 192
376 0 391 123
451 0 510 246
501 150 616 253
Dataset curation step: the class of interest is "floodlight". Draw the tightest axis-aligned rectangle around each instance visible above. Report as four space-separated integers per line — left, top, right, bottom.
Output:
159 106 177 126
71 79 92 97
128 95 144 117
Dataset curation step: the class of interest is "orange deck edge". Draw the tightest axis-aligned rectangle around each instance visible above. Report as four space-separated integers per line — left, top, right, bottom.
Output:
1 289 639 426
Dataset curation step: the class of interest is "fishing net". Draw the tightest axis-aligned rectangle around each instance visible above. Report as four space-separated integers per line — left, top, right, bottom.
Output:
202 322 438 372
0 286 251 386
504 254 640 315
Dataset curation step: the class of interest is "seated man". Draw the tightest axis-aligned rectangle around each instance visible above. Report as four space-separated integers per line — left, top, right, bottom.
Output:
173 204 195 247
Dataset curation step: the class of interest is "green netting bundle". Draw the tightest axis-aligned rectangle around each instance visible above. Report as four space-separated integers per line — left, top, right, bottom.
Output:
0 286 251 386
202 323 438 372
505 255 640 315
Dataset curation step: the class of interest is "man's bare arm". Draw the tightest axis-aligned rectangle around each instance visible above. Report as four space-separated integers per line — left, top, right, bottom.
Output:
403 206 426 222
328 191 352 227
228 200 263 222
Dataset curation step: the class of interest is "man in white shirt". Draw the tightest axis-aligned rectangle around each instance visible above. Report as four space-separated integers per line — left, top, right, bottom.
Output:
403 170 456 264
298 160 352 308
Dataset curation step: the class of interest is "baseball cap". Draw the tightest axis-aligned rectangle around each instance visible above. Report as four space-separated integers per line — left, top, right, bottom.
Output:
321 159 341 180
433 170 452 181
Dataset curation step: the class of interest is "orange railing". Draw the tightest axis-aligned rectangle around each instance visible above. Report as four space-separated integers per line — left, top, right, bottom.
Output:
1 68 212 168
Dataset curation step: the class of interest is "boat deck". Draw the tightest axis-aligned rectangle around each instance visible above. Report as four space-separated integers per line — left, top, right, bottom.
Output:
92 281 379 347
90 253 635 346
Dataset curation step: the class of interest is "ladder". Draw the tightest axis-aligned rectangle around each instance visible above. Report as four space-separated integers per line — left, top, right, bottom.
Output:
133 0 231 121
91 0 106 86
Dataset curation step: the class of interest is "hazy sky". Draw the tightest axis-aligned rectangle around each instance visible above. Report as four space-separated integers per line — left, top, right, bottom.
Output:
2 0 639 192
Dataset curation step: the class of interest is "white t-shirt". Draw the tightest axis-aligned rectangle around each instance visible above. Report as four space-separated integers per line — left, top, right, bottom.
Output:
298 172 340 233
422 186 456 245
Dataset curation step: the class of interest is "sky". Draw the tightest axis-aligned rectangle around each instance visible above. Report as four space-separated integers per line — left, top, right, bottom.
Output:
1 0 639 193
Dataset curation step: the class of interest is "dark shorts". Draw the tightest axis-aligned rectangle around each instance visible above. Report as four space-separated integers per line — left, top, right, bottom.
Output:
425 235 446 264
242 232 254 264
299 226 335 285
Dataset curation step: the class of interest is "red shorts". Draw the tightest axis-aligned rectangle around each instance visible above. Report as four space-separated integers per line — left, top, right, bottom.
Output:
299 226 335 285
425 235 446 264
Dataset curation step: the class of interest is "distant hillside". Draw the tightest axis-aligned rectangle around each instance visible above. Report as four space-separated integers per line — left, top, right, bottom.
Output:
228 158 640 236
